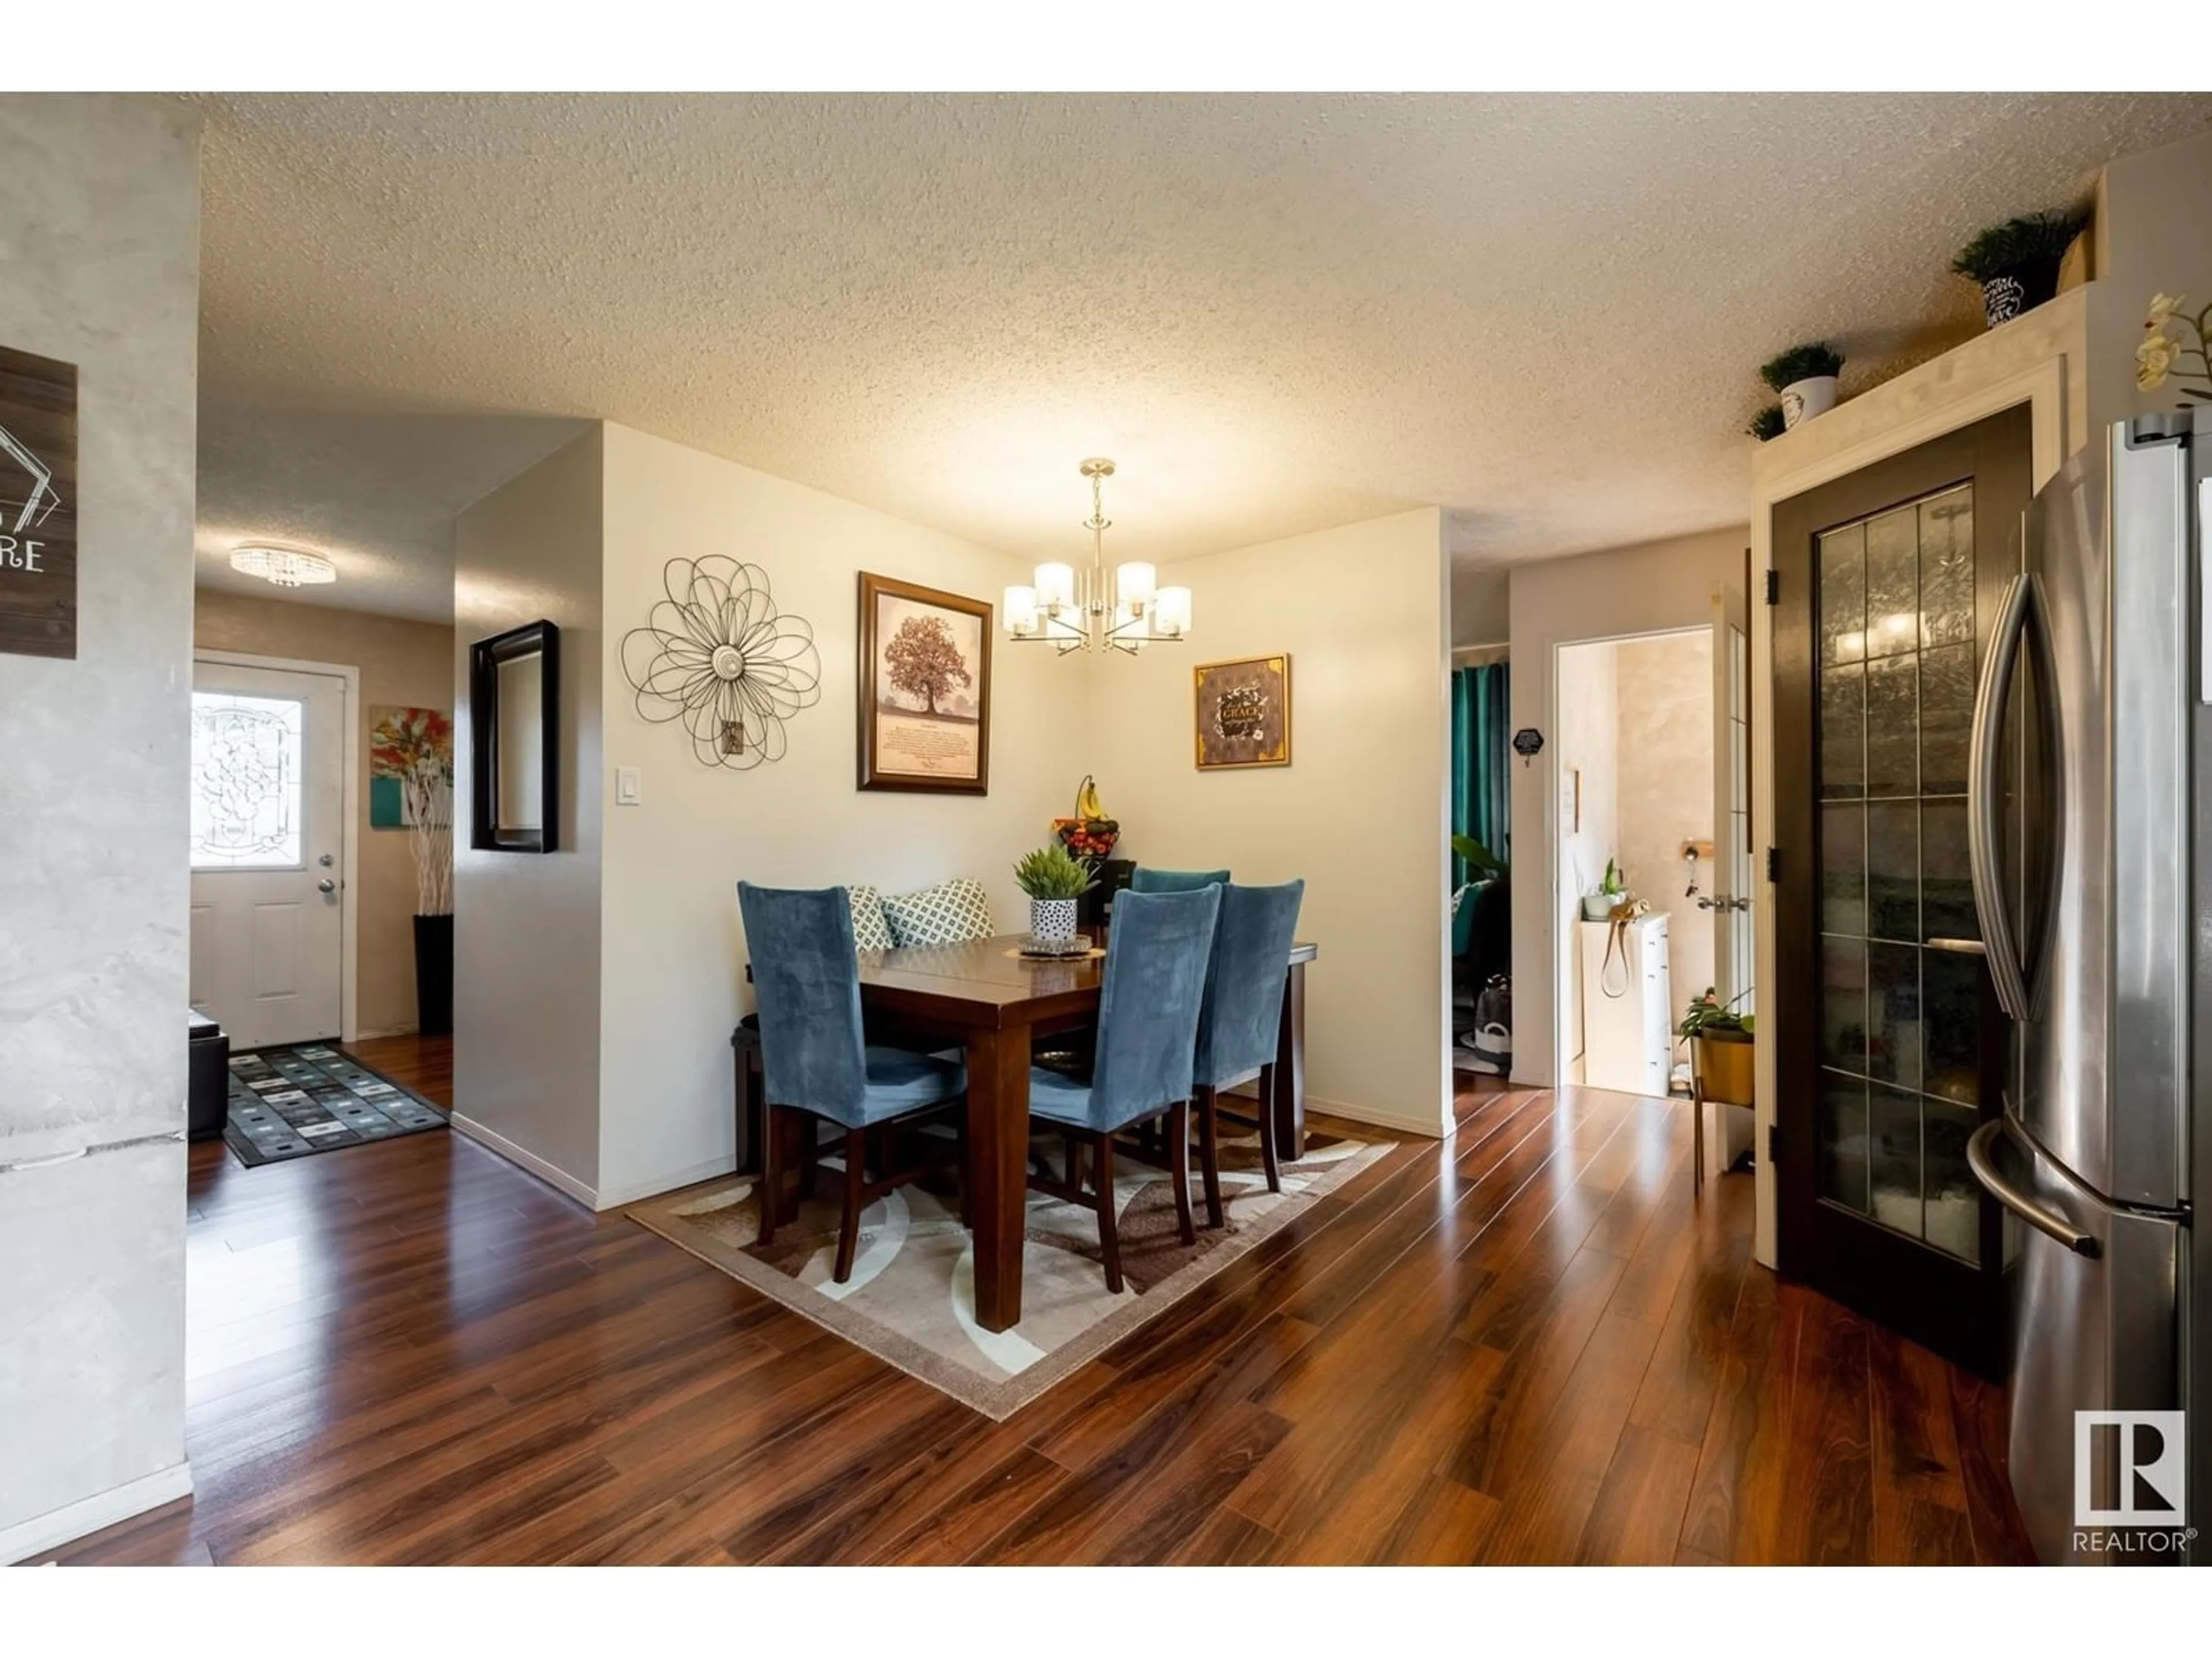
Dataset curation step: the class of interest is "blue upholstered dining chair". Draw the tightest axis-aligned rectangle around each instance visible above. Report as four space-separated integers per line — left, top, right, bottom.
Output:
737 882 968 1283
1190 880 1305 1226
1128 865 1230 894
1025 886 1222 1291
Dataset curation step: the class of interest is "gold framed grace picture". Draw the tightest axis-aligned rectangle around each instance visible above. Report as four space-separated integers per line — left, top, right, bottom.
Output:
1194 653 1291 770
857 571 992 794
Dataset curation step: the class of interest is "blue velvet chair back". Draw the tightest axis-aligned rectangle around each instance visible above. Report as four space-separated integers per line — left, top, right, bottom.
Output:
1130 866 1230 893
736 882 868 1118
1086 887 1222 1129
1194 880 1305 1088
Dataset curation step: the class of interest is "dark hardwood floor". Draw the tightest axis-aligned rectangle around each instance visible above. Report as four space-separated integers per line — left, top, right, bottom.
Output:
50 1034 2036 1566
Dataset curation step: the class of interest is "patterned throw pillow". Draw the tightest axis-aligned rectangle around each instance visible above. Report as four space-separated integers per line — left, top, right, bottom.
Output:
881 878 995 947
846 885 893 952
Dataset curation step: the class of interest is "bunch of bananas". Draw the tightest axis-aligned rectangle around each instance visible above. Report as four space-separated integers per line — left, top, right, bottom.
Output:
1053 774 1120 861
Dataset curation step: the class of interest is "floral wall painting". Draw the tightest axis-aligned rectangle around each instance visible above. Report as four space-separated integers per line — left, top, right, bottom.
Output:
1194 654 1292 771
368 706 454 830
620 556 821 770
858 571 992 795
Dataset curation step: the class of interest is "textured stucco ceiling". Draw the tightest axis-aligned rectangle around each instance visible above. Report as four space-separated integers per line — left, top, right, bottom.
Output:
190 92 2212 621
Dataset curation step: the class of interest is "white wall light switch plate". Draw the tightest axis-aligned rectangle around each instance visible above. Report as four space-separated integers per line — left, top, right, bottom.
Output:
616 766 642 805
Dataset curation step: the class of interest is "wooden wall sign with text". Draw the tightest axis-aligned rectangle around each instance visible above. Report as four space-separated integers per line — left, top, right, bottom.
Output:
0 346 78 660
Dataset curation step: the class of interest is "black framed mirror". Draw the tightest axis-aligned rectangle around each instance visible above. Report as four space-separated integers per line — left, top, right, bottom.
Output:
469 620 559 853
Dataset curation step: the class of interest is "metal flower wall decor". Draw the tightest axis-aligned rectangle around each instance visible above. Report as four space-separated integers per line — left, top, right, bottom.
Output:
620 556 821 770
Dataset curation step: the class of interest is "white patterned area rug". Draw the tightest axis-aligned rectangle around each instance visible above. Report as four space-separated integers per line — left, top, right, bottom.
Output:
627 1118 1392 1420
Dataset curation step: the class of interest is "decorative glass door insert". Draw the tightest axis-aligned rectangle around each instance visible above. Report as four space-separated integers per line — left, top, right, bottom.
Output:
1813 483 1983 1263
190 691 306 870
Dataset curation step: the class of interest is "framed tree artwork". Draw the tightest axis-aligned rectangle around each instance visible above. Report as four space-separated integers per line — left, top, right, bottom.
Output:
1194 653 1292 770
857 572 992 794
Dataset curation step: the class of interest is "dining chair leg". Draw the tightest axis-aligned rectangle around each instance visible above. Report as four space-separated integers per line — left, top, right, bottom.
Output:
1064 1131 1083 1194
834 1126 866 1283
801 1118 821 1201
1196 1085 1224 1229
1093 1130 1124 1294
1256 1063 1283 1194
1167 1102 1196 1247
758 1103 780 1248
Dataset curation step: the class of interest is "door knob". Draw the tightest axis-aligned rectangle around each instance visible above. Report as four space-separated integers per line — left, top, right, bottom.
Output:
317 878 337 894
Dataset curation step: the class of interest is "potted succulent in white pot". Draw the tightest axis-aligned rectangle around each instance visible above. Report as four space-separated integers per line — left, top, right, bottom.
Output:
1582 857 1626 921
1014 842 1098 946
1760 343 1844 430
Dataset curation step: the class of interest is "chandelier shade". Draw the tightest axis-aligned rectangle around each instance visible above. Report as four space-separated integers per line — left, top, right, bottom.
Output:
1004 459 1191 657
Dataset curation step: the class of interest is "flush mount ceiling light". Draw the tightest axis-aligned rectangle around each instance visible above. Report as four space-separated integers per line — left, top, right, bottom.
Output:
1004 459 1191 657
230 544 338 588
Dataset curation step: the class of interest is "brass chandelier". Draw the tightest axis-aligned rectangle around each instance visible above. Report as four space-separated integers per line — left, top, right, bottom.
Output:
1003 459 1192 656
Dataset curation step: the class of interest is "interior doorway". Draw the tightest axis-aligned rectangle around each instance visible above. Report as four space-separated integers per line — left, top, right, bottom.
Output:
1551 604 1755 1130
189 652 358 1048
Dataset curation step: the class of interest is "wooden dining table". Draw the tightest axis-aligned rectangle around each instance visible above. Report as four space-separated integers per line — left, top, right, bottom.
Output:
735 932 1317 1333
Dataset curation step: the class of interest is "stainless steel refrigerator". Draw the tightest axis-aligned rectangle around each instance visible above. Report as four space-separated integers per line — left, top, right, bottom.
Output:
1965 410 2206 1565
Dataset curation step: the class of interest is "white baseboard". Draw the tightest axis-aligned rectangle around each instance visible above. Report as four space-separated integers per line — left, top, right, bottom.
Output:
1221 1084 1449 1142
1306 1091 1450 1141
351 1022 419 1041
0 1460 194 1566
594 1153 738 1211
450 1113 597 1209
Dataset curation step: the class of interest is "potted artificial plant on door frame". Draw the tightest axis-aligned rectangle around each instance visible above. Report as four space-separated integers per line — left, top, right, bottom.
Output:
1952 209 2088 331
1014 842 1098 952
1760 343 1844 431
370 707 456 1035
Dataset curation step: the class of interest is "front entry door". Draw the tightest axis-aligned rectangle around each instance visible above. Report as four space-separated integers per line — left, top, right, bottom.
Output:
189 658 347 1048
1771 406 2032 1375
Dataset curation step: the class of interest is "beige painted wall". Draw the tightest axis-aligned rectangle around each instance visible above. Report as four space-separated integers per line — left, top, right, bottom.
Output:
192 590 456 1036
453 427 607 1198
1615 631 1714 1017
1088 509 1453 1137
1509 525 1746 1087
594 422 1067 1205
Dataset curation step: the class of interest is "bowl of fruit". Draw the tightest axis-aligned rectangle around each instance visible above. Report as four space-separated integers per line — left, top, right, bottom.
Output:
1053 775 1120 862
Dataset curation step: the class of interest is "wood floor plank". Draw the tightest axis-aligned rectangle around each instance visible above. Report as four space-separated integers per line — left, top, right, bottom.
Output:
43 1038 2036 1567
1574 1423 1703 1565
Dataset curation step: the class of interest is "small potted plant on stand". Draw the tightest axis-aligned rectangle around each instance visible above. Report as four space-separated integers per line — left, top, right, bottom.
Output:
1952 209 2088 330
1014 842 1099 955
1679 986 1755 1191
1760 343 1844 430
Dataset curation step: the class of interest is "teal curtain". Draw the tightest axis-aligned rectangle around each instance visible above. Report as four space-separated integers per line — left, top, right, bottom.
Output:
1451 662 1511 884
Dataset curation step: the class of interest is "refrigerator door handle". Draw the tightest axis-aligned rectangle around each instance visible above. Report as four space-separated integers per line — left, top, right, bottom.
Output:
1967 1116 2100 1257
1968 571 2034 1021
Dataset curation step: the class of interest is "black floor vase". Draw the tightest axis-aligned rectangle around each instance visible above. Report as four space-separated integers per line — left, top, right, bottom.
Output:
413 912 454 1036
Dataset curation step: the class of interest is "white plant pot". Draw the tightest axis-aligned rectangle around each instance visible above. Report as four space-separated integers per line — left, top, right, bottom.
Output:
1780 375 1839 430
1030 896 1078 944
1583 894 1616 921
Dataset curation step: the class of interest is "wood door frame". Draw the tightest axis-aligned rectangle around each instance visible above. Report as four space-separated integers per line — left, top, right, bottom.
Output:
192 648 362 1044
1770 407 2031 1377
1748 300 2087 1270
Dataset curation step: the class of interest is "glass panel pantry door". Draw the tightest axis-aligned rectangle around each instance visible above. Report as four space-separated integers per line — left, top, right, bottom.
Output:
1771 406 2032 1378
